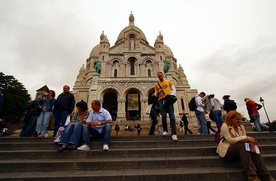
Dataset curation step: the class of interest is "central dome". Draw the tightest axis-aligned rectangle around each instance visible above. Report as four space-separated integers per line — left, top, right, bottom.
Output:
115 13 149 45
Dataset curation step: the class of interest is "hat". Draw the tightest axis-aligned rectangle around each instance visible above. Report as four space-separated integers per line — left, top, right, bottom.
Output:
223 95 230 99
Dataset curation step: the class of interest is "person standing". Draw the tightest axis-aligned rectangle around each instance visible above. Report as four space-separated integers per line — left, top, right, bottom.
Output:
182 113 193 134
78 100 112 151
136 123 141 135
244 98 269 132
208 94 223 129
148 90 159 136
115 124 120 137
205 110 216 134
35 90 55 138
216 111 274 181
154 72 178 141
222 95 237 113
53 85 75 137
195 92 208 134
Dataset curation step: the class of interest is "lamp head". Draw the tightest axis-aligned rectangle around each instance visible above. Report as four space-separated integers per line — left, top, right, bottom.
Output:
259 97 264 103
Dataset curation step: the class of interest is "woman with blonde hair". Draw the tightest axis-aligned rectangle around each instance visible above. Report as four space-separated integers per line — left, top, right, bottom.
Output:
216 111 274 181
244 98 269 132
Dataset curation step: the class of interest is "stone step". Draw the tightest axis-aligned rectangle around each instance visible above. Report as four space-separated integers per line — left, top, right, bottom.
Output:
0 144 275 160
0 166 276 181
1 137 276 151
0 154 275 172
0 132 275 181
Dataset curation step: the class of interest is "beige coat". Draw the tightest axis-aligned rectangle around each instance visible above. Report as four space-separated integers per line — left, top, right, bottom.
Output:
216 123 247 157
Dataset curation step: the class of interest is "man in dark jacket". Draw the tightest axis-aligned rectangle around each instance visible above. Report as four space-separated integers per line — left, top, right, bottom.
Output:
222 95 237 113
53 85 75 136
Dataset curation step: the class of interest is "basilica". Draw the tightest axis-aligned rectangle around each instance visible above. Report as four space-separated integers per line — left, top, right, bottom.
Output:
72 13 198 121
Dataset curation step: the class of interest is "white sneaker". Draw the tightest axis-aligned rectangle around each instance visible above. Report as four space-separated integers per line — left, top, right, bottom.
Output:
77 144 90 151
172 134 178 141
103 144 109 151
162 131 168 136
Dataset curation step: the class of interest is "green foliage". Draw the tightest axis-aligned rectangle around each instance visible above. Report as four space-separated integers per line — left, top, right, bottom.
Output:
0 72 31 124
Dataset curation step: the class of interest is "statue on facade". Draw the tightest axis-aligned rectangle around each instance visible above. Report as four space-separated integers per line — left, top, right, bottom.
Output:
94 59 101 74
163 59 170 74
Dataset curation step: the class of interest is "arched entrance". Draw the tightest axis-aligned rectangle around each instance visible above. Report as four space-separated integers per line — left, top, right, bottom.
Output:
126 89 140 120
103 90 118 121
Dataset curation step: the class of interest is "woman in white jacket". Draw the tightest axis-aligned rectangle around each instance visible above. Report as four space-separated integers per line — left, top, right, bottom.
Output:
216 111 274 181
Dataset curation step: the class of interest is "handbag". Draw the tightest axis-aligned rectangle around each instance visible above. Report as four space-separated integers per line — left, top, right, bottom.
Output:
164 94 177 104
157 82 177 107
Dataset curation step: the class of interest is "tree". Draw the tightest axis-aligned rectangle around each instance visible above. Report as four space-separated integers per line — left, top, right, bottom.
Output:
0 72 31 124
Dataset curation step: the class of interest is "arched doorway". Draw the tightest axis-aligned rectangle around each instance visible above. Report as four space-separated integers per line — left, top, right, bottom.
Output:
126 89 140 120
103 90 118 121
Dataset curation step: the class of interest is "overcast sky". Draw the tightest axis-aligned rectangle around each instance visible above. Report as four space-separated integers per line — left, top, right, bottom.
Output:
1 0 276 122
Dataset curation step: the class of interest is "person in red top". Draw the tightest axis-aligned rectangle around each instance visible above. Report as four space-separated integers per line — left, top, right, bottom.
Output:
244 98 269 132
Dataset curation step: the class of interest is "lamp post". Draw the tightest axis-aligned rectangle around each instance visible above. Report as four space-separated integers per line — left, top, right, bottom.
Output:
259 97 274 132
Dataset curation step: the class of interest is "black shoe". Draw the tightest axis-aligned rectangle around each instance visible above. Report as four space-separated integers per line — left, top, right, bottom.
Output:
66 145 76 150
57 146 66 152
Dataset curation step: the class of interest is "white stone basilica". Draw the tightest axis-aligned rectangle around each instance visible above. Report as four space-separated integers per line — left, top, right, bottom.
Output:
72 13 198 121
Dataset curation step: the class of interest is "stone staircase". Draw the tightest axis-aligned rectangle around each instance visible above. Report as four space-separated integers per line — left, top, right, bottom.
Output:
0 131 276 181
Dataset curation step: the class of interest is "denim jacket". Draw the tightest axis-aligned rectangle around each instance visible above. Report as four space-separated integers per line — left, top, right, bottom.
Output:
39 97 55 112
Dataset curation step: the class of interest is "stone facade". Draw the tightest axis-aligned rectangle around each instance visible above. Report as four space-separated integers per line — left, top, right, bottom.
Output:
72 13 198 122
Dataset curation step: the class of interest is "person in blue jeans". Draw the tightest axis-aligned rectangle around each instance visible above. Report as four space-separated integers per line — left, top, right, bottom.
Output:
35 90 56 138
195 92 208 134
78 100 112 151
208 94 223 129
57 100 89 152
53 85 75 137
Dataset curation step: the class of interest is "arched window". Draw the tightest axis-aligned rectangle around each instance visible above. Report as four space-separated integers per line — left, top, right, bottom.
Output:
129 59 135 75
114 69 118 77
148 69 151 77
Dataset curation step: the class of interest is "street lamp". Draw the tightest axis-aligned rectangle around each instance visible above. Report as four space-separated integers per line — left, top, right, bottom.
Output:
259 97 274 132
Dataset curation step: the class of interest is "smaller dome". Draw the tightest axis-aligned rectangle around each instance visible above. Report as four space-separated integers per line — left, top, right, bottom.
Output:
100 36 110 44
163 44 174 57
154 36 163 44
90 44 101 57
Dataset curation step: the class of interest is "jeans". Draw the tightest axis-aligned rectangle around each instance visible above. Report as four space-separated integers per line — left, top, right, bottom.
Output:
213 110 223 128
252 114 269 132
195 110 208 134
82 123 112 145
158 99 176 135
36 111 51 135
54 110 68 136
59 122 83 147
20 114 37 137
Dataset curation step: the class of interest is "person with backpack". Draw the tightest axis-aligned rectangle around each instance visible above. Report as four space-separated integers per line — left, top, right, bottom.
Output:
194 92 208 135
222 95 237 113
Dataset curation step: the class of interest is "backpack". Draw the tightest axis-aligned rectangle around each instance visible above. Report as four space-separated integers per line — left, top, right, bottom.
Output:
188 97 197 111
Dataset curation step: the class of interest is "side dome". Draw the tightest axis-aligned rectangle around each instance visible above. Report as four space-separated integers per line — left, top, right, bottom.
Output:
163 44 174 57
89 44 101 57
